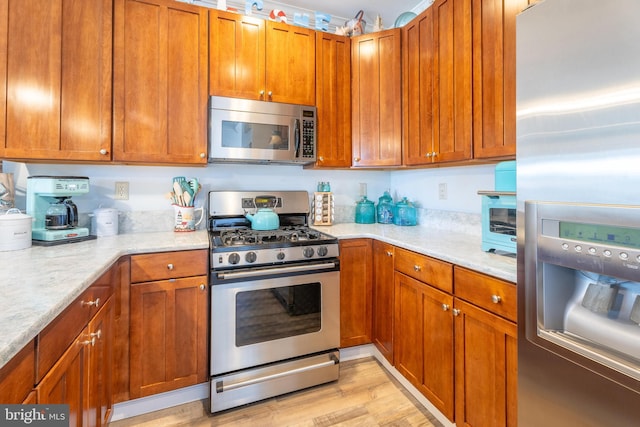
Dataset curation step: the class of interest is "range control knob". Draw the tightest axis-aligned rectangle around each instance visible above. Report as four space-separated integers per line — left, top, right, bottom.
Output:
228 253 241 265
303 247 315 258
245 252 257 263
317 246 328 257
277 252 286 261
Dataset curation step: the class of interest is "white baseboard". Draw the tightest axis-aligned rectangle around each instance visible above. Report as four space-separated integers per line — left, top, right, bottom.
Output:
111 346 454 427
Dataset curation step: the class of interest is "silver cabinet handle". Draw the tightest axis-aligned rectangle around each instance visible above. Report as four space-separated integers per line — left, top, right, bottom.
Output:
259 90 265 96
199 284 206 291
199 152 206 158
167 263 174 270
452 308 461 316
386 251 393 257
268 91 273 97
99 148 108 155
79 336 96 347
442 304 450 311
491 295 502 304
318 156 324 162
353 157 361 162
90 329 102 340
414 265 421 272
425 152 432 158
82 298 100 308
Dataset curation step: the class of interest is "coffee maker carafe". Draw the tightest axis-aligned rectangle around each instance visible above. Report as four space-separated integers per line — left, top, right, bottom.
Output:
26 176 94 244
45 198 78 229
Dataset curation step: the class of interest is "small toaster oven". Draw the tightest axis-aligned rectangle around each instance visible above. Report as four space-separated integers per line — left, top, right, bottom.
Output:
478 161 517 254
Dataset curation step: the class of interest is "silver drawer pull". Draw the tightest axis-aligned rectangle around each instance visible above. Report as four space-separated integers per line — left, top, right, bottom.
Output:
414 265 421 272
452 308 461 316
442 304 450 311
386 251 393 257
491 295 502 304
167 263 174 270
82 298 100 308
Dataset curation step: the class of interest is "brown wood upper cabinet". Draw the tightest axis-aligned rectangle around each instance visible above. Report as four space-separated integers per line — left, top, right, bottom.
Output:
432 0 473 164
403 0 474 166
314 32 352 168
0 0 112 162
113 0 208 164
471 0 528 159
351 28 402 167
209 9 315 106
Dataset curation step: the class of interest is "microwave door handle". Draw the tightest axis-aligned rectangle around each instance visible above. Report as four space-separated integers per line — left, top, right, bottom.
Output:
294 118 301 158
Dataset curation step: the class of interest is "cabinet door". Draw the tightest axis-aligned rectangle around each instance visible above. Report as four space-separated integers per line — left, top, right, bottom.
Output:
352 28 402 167
315 32 352 168
432 0 472 163
394 273 423 388
339 239 373 347
454 298 518 427
87 298 114 427
402 7 435 166
129 275 208 398
0 340 35 404
421 283 455 421
37 328 89 427
372 241 394 362
472 0 527 159
209 9 265 100
113 0 208 164
0 0 112 161
265 21 315 105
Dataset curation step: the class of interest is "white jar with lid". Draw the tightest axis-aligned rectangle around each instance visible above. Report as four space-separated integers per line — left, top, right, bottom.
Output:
90 207 119 237
0 209 32 251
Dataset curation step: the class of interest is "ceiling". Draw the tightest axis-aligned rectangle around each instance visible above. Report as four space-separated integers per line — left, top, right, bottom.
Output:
192 0 432 31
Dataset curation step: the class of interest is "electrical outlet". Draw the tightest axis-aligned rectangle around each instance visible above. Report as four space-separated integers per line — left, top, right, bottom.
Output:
115 182 129 200
438 183 448 200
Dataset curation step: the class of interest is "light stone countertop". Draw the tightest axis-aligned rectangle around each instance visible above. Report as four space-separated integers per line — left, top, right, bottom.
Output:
314 223 517 283
0 222 517 371
0 231 209 370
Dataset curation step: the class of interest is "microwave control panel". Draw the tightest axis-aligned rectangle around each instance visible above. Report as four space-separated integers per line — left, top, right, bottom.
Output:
301 109 316 159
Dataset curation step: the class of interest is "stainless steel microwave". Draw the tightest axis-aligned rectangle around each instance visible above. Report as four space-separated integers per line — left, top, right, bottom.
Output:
208 96 317 165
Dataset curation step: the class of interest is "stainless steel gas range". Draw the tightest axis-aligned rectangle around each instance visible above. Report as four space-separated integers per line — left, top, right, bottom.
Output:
207 190 340 413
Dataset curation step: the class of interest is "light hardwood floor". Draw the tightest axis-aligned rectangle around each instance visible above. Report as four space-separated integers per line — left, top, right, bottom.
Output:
109 357 443 426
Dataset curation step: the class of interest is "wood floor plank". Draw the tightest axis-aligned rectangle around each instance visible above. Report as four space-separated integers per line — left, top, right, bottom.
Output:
109 358 443 427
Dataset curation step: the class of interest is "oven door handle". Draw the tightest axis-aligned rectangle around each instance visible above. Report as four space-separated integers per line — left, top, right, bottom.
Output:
216 261 338 280
216 354 339 393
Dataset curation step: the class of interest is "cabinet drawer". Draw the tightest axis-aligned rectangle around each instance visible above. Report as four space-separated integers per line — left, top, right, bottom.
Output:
130 250 208 283
395 247 453 293
0 340 35 403
454 266 516 321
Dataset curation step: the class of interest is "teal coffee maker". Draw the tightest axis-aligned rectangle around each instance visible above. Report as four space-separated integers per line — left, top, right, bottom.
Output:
26 176 95 245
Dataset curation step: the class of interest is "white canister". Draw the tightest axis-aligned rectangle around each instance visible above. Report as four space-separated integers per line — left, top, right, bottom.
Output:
90 208 119 237
0 209 32 251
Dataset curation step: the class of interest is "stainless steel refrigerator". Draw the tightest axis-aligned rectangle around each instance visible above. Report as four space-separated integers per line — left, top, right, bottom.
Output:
516 0 640 425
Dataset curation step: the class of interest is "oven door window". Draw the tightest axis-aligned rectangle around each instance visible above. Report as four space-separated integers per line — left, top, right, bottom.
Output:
235 282 321 346
221 121 289 151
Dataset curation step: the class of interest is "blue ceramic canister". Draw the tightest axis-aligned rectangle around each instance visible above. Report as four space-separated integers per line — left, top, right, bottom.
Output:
355 196 375 224
376 191 394 224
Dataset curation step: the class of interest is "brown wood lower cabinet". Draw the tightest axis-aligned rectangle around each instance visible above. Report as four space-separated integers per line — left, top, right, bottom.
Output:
129 250 208 398
394 251 455 422
372 241 394 362
0 340 35 403
37 297 114 427
339 239 373 347
453 266 517 427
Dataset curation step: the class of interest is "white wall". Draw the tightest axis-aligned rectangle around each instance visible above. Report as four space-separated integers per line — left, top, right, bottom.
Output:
3 160 495 217
390 164 495 213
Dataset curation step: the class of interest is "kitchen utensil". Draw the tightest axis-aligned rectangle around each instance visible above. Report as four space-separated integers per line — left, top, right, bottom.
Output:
376 191 394 224
0 208 32 251
355 196 375 224
393 197 417 226
183 192 192 207
173 182 184 206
